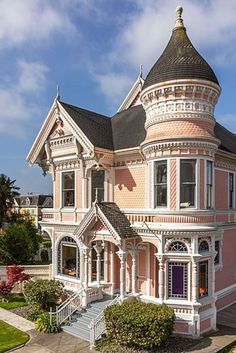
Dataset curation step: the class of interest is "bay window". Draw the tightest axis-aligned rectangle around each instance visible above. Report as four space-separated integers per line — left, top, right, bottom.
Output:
62 171 75 207
154 160 167 207
58 236 80 278
180 160 196 208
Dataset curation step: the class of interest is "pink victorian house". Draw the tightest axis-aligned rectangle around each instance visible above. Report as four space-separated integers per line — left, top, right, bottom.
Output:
27 7 236 338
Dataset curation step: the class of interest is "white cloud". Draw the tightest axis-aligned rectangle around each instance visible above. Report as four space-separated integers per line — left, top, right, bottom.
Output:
0 60 48 137
0 0 77 49
93 0 236 105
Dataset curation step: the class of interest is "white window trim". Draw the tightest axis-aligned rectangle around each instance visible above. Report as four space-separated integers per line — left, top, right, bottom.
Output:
152 159 169 210
60 169 76 209
178 157 199 211
167 261 189 300
215 233 223 272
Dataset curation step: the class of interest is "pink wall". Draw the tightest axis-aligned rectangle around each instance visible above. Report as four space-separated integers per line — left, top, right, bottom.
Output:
200 318 211 333
215 170 228 209
215 228 236 292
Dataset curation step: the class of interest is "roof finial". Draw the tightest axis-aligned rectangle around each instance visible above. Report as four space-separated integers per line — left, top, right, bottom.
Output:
174 6 184 29
139 64 143 79
56 84 60 101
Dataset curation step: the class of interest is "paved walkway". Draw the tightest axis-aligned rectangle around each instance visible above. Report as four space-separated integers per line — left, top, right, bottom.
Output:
0 307 95 353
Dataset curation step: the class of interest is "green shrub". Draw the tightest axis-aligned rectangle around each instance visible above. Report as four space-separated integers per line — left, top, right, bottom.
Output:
104 301 175 349
35 312 60 333
24 279 64 310
40 249 49 262
26 304 45 322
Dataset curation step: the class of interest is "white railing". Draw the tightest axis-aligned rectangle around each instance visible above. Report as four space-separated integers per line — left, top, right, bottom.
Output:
49 287 84 326
89 296 120 348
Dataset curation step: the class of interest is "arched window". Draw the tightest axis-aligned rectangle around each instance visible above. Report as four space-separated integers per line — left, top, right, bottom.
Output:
199 240 209 253
168 241 188 252
58 237 80 278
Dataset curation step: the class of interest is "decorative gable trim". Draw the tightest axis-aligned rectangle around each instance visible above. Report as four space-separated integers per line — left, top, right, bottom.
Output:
27 99 94 166
117 76 144 113
74 204 121 245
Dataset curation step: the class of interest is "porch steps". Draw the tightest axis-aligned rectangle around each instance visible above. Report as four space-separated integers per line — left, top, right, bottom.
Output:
61 296 113 342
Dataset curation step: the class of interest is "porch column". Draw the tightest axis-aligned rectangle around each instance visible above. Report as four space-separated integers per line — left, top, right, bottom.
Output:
110 243 115 296
131 250 137 294
191 256 199 303
155 254 165 303
117 250 126 299
82 245 89 307
94 243 102 285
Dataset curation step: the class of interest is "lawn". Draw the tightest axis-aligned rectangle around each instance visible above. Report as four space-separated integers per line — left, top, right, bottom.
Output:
0 294 28 310
0 320 29 353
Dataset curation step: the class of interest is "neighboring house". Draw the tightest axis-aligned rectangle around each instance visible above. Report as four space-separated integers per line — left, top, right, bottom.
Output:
27 8 236 336
13 194 53 229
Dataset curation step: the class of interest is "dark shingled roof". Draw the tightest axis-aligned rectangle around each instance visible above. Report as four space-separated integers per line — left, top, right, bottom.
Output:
112 105 146 150
60 99 236 156
15 195 53 207
60 101 113 150
214 122 236 154
97 202 138 239
143 26 219 90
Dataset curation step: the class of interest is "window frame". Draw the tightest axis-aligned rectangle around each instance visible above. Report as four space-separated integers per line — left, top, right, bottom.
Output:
198 260 209 299
154 160 168 208
61 171 75 208
57 236 80 279
168 262 188 300
179 159 196 208
91 169 105 204
206 160 213 209
229 172 234 209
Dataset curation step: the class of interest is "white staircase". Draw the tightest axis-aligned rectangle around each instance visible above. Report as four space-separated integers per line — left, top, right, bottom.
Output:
62 296 114 342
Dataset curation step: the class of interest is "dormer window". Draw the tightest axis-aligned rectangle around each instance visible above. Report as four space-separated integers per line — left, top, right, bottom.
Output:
180 160 196 208
26 197 30 206
91 170 105 203
62 172 75 207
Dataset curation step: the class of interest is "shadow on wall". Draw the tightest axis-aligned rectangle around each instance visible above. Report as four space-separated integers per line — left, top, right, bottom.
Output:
115 168 137 191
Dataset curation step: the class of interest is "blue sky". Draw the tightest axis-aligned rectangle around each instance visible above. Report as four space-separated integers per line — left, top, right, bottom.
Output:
1 0 236 195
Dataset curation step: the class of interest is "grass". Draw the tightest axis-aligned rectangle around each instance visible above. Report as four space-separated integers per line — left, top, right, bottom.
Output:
0 320 29 353
0 294 28 310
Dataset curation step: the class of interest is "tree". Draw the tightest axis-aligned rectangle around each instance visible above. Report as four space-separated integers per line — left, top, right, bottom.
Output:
0 219 41 265
0 265 30 299
0 174 20 227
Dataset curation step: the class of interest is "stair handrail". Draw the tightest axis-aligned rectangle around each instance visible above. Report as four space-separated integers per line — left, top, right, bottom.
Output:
89 295 120 347
49 286 85 326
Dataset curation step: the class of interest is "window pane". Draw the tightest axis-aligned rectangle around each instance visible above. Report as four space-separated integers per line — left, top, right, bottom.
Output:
172 265 184 295
180 160 196 207
154 161 167 207
62 172 75 207
206 161 213 185
199 261 208 297
215 241 220 265
91 170 105 203
229 173 234 209
168 262 188 299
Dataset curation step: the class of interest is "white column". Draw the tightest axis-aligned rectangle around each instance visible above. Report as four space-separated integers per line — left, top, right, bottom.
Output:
110 243 115 296
117 250 126 298
82 245 89 307
94 243 102 285
192 259 198 303
131 250 137 294
155 254 165 302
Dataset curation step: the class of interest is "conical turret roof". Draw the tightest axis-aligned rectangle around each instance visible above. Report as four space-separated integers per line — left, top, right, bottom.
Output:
143 7 219 90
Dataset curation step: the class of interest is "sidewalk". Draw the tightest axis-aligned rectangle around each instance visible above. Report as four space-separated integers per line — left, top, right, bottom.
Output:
0 307 34 332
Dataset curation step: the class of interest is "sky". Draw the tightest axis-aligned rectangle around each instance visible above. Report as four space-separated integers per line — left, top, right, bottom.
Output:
1 0 236 195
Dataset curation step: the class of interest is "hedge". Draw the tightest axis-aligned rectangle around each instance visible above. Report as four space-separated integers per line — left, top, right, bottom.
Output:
104 301 175 349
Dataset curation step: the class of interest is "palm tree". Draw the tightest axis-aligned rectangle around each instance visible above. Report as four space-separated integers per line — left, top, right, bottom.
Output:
0 174 20 227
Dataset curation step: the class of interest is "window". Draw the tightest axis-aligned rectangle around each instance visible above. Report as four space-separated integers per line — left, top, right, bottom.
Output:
199 240 209 254
229 173 234 209
180 160 196 208
215 240 220 265
168 241 188 252
206 161 213 208
91 170 105 203
168 262 188 299
154 161 167 207
58 237 80 278
198 261 208 297
62 172 75 207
